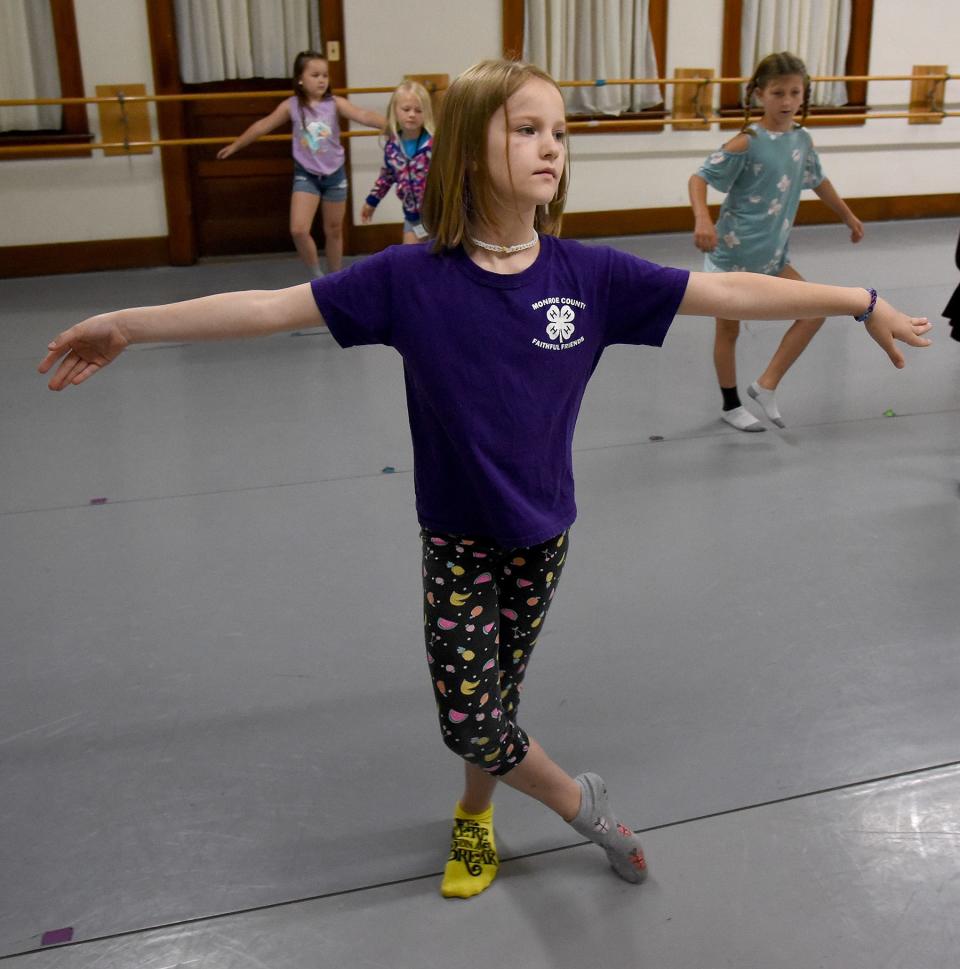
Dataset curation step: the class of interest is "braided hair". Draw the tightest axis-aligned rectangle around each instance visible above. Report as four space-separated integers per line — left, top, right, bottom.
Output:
742 51 811 132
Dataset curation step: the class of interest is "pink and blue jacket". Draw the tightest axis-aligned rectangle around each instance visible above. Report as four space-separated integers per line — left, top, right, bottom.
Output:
365 133 432 223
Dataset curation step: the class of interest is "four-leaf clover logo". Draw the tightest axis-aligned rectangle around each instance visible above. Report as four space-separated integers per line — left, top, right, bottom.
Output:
545 304 576 341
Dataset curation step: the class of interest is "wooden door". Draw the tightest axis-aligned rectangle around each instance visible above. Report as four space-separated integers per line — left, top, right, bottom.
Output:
185 80 298 257
146 0 347 263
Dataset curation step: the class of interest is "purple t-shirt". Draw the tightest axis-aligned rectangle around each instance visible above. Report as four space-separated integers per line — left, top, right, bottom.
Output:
311 235 689 547
287 96 344 175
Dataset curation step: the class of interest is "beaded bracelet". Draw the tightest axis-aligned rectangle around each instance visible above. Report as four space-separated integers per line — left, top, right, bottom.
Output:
854 287 878 324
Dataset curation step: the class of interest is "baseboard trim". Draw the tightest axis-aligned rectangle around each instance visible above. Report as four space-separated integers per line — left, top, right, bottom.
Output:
3 194 958 276
0 237 169 278
560 194 960 239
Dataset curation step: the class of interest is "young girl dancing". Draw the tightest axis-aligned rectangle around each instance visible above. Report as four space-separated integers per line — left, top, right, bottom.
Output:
361 80 434 244
689 51 866 431
217 50 385 276
40 59 930 900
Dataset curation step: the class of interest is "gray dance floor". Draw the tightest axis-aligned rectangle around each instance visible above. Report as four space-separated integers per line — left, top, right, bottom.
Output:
2 219 958 968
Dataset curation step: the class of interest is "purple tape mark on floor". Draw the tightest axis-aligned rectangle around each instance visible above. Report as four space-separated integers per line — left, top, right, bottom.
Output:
89 497 108 504
41 927 74 945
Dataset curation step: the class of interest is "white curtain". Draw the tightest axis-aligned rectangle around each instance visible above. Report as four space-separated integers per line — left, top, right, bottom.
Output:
0 0 63 132
741 0 852 106
175 0 322 84
524 0 660 115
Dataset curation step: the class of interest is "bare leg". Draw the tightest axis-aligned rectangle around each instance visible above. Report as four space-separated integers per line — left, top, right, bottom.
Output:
460 762 499 814
289 191 322 273
496 737 582 821
714 317 741 388
460 737 580 820
756 264 826 390
321 199 346 273
402 230 419 245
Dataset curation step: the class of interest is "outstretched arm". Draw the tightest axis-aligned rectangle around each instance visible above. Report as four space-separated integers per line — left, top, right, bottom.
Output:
216 101 292 160
679 271 932 368
334 96 386 130
38 284 324 391
813 178 864 243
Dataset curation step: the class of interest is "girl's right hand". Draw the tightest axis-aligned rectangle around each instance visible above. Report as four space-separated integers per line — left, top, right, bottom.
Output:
360 203 375 224
38 314 130 391
693 219 717 252
216 145 234 160
864 298 933 369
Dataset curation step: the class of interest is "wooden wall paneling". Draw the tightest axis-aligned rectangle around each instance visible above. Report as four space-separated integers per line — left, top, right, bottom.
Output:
0 237 168 277
502 0 525 59
672 69 714 130
319 0 352 253
720 0 743 113
559 193 960 240
909 65 947 124
3 0 92 159
5 194 960 276
49 0 89 138
95 85 152 155
187 88 292 257
145 0 196 264
846 0 875 107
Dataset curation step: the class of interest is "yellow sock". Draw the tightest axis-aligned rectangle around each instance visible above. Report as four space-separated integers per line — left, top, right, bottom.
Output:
440 802 499 898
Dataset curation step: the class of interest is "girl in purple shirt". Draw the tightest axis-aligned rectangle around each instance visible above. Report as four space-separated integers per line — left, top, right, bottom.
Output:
40 60 931 901
217 50 385 276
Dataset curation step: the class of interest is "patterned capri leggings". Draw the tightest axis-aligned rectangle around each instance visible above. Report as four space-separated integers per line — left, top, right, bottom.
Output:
421 527 569 776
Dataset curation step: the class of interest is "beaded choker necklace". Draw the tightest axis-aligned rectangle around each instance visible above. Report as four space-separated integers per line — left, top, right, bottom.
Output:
467 233 538 255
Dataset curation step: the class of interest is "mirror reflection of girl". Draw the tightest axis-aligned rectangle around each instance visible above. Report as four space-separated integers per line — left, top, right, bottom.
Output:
690 51 865 431
218 50 385 276
361 80 434 244
40 60 931 900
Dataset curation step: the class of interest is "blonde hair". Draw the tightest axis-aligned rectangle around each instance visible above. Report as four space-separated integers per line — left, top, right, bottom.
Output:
421 59 569 252
742 51 811 131
385 80 435 141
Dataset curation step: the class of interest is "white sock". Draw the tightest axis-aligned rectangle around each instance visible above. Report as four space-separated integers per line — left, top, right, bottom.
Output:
721 405 764 432
748 382 784 428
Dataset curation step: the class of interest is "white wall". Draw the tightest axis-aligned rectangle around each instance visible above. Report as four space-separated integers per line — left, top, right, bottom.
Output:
568 0 960 211
1 0 957 249
342 0 502 226
0 0 167 247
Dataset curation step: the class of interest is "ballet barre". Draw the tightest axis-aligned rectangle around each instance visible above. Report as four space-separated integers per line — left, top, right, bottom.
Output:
1 68 956 157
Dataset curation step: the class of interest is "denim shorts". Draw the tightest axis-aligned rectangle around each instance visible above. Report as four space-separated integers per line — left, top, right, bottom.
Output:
292 162 348 202
403 219 428 239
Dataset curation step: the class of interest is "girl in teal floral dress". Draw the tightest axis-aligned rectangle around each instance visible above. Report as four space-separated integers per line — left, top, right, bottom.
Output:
689 52 865 431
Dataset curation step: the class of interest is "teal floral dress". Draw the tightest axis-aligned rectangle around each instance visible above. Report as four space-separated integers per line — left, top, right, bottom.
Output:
697 123 825 275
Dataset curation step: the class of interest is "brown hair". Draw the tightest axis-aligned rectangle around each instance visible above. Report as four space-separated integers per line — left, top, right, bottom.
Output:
742 51 811 131
421 59 569 251
291 50 331 135
385 80 435 142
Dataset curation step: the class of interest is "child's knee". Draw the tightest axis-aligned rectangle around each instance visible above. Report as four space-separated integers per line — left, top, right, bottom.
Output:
439 716 523 775
290 226 312 246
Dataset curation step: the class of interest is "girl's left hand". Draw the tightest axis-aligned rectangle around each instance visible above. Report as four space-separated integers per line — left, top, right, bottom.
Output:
865 298 932 368
847 216 865 244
